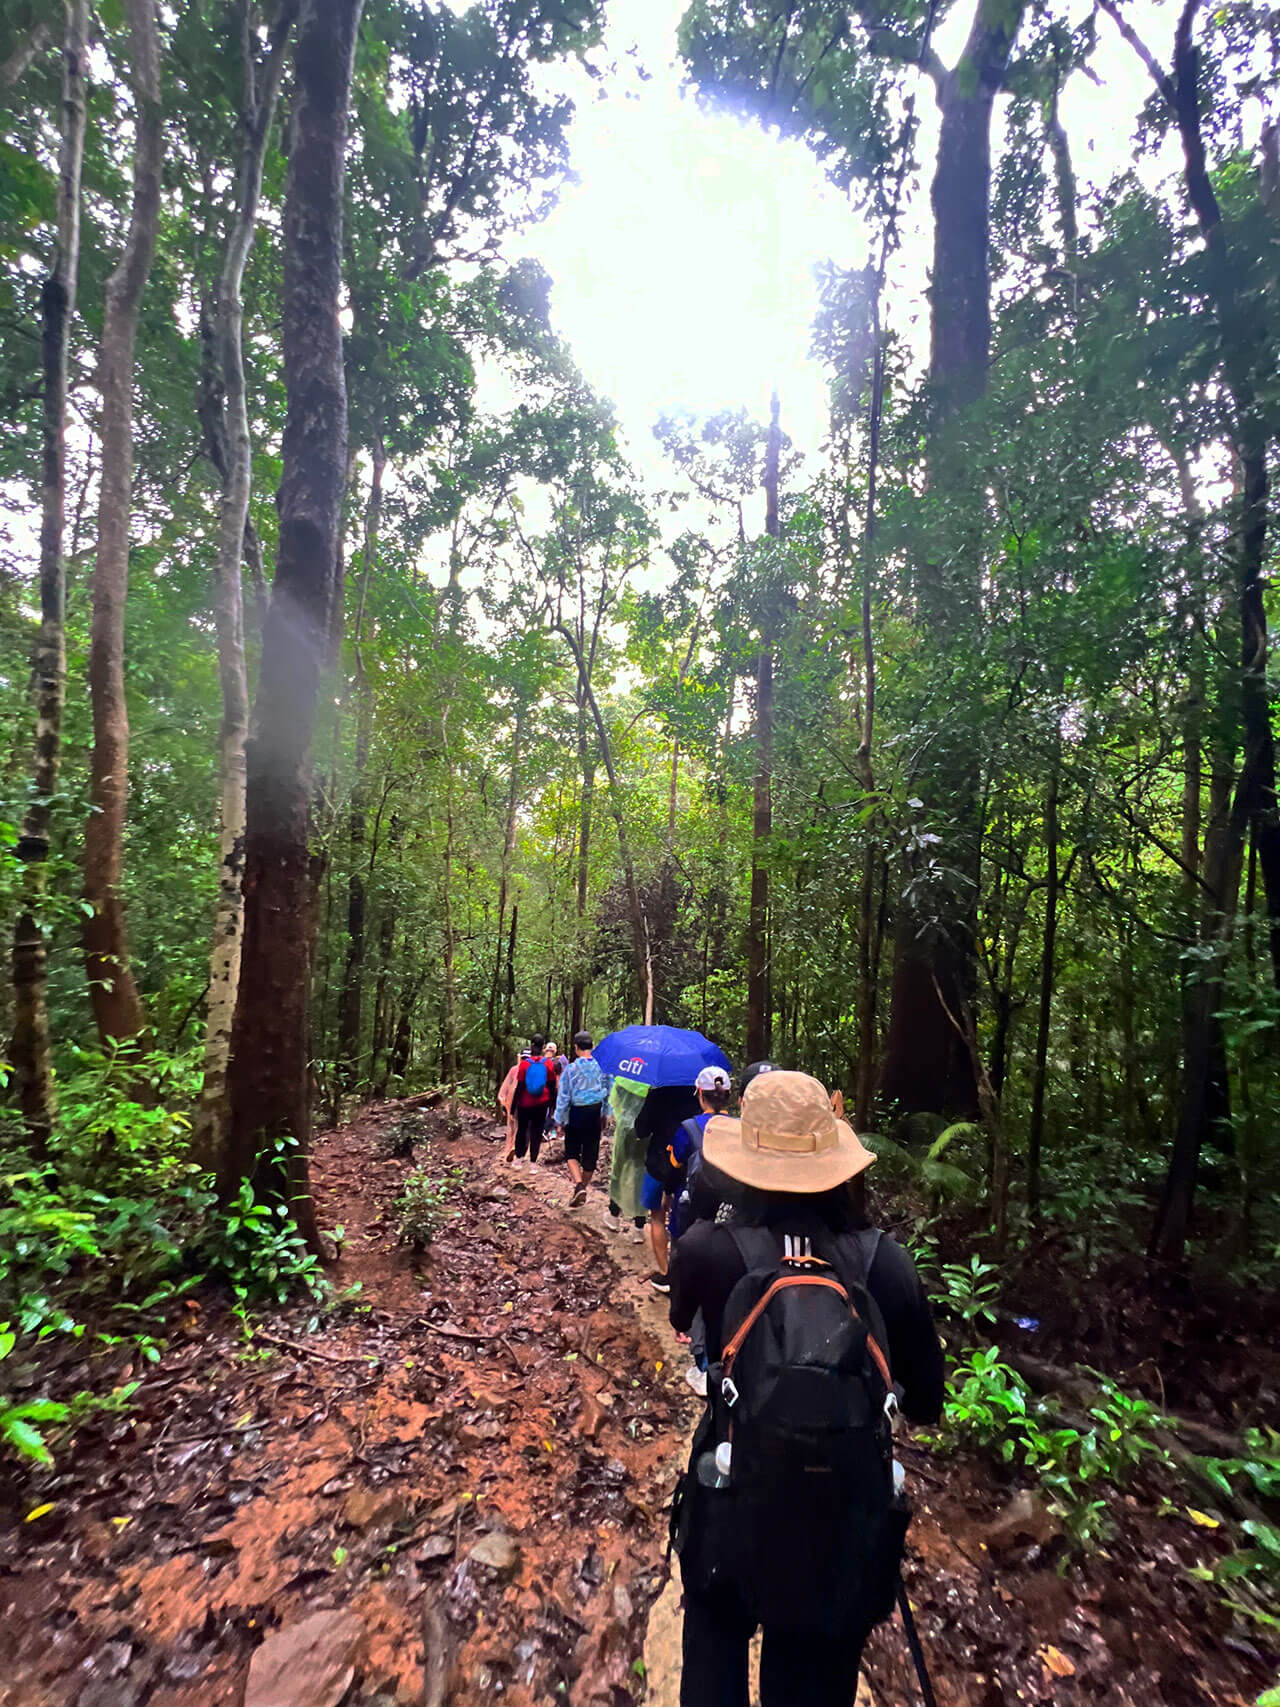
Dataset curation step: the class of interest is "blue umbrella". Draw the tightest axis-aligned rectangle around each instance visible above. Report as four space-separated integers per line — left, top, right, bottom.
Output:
593 1024 731 1089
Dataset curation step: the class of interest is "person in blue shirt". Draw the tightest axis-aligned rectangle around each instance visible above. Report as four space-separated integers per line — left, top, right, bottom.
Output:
554 1031 613 1208
669 1065 733 1239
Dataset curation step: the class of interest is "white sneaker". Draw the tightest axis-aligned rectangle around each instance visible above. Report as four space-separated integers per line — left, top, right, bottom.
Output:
684 1365 708 1398
510 1156 523 1171
602 1210 622 1232
629 1224 645 1245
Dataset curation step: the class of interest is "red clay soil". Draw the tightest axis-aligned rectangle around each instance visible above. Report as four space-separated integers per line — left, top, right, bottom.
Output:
0 1100 1275 1707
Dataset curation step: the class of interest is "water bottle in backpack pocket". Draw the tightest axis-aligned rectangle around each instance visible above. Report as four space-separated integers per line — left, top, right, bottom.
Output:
672 1226 909 1637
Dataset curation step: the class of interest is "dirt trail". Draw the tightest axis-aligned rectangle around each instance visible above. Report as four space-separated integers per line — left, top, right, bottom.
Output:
1 1099 1274 1707
0 1103 694 1706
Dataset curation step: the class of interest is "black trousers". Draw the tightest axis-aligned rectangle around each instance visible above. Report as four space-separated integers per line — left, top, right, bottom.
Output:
564 1106 604 1173
514 1103 545 1162
680 1591 867 1707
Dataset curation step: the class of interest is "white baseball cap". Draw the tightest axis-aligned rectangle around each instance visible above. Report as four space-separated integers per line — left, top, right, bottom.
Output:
696 1065 731 1093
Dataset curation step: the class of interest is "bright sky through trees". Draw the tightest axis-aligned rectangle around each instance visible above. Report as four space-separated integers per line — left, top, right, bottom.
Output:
517 0 1185 486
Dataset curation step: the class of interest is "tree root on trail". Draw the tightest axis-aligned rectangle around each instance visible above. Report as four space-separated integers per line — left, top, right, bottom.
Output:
1003 1349 1272 1527
1002 1349 1245 1458
251 1328 377 1366
414 1318 498 1344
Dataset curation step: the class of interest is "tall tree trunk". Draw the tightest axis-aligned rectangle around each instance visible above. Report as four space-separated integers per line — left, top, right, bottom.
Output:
225 0 364 1244
195 0 295 1167
880 0 1027 1117
1026 747 1061 1219
11 0 89 1148
81 0 162 1048
441 711 460 1134
489 700 525 1079
370 905 396 1093
555 624 651 1021
334 440 384 1095
746 390 780 1062
570 696 594 1036
504 901 517 1047
388 971 423 1089
1098 0 1275 1256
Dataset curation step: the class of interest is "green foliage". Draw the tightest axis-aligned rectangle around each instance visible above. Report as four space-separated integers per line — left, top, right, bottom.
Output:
940 1347 1170 1549
395 1156 464 1250
1189 1429 1280 1627
0 1325 70 1466
938 1255 1001 1329
197 1137 329 1310
1195 1429 1280 1506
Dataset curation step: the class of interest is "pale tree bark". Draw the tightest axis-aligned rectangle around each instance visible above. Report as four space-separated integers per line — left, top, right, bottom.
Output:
1 18 52 86
488 698 526 1084
11 0 89 1149
570 697 594 1034
440 708 461 1136
554 622 652 1022
195 0 297 1169
81 0 162 1048
746 390 781 1062
225 0 364 1246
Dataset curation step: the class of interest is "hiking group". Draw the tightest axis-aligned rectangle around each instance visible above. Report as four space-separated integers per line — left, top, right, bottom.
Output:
495 1025 945 1707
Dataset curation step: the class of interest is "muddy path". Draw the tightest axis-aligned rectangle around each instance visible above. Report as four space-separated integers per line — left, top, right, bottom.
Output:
1 1099 1275 1706
0 1103 693 1706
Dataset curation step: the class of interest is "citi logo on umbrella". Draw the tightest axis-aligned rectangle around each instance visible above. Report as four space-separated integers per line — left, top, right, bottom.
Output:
618 1057 646 1075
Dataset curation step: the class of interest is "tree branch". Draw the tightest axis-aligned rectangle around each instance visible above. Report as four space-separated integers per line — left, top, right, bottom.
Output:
1095 0 1175 109
1 18 52 88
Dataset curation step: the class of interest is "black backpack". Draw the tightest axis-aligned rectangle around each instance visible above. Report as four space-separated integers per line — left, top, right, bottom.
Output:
672 1225 908 1636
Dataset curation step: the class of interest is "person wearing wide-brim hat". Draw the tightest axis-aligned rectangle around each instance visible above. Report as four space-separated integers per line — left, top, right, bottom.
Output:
668 1070 944 1707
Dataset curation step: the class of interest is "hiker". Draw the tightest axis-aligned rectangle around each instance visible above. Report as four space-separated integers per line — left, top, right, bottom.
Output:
668 1064 733 1240
635 1080 702 1292
542 1041 562 1141
497 1054 522 1159
511 1033 557 1168
604 1078 648 1241
554 1031 612 1208
668 1069 944 1707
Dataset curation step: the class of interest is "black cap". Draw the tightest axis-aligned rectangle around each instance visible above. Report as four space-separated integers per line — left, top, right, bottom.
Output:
573 1031 593 1050
740 1060 777 1094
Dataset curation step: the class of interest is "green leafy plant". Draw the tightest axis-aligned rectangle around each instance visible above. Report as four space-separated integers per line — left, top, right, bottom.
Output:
939 1254 1001 1328
395 1158 464 1250
0 1324 69 1466
939 1348 1169 1550
197 1136 329 1308
1194 1428 1280 1506
1193 1521 1280 1630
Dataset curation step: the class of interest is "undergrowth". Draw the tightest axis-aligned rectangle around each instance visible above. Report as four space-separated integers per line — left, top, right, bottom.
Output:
395 1153 464 1249
0 1046 331 1468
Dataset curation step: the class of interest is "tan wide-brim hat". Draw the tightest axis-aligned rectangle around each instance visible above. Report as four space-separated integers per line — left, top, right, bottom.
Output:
702 1070 876 1194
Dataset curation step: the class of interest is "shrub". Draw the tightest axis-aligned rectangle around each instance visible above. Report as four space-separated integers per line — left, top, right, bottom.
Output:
195 1135 329 1309
395 1158 463 1250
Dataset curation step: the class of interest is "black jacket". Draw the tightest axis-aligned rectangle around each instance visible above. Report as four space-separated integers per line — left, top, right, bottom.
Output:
669 1206 945 1423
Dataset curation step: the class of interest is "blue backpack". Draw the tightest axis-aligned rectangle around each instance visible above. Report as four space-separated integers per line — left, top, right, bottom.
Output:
525 1057 548 1096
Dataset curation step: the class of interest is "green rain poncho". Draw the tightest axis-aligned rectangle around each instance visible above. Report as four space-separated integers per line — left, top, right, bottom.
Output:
608 1077 649 1220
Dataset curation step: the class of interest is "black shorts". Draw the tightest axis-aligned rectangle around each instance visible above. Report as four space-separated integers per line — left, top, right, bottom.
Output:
563 1105 604 1173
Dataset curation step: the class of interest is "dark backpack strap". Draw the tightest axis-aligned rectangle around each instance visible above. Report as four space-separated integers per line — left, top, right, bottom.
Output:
852 1227 883 1285
824 1229 892 1383
728 1225 779 1274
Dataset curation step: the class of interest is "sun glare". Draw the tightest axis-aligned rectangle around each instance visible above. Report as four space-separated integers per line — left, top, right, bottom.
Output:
517 9 867 479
